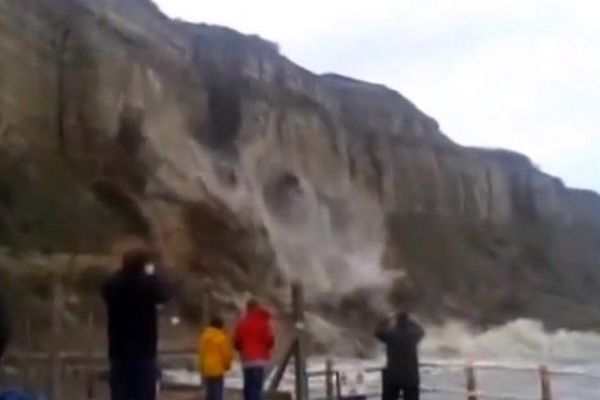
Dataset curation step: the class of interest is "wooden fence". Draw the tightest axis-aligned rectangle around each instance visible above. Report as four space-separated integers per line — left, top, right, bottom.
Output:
5 353 598 400
4 281 599 400
307 359 600 400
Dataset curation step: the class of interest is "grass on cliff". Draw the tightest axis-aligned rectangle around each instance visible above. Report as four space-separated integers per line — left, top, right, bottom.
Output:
0 150 129 254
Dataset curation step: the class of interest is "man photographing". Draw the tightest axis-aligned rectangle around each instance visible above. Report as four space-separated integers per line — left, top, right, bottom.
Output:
375 312 424 400
103 248 171 400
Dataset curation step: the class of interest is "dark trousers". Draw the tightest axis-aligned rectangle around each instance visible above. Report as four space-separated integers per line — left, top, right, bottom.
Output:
382 371 419 400
109 360 158 400
205 377 224 400
382 384 419 400
243 367 265 400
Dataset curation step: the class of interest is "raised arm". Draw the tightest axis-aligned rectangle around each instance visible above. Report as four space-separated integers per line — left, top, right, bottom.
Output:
144 266 172 304
153 274 171 304
409 319 425 343
375 319 392 344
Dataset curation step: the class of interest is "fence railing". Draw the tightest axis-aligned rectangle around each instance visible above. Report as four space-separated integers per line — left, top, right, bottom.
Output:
305 359 600 400
5 282 600 400
6 351 600 400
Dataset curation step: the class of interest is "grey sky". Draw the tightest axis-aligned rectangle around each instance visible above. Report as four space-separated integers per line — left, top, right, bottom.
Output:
155 0 600 192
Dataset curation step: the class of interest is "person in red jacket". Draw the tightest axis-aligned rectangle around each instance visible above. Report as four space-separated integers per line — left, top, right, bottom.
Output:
234 299 275 400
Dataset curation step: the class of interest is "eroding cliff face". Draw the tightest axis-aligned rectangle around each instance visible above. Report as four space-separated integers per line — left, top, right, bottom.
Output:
2 0 600 335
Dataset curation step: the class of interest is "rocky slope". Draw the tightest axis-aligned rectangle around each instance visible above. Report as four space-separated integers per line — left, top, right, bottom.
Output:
2 0 600 341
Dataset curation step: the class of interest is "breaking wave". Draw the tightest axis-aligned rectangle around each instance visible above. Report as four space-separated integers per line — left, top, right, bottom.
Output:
421 319 600 365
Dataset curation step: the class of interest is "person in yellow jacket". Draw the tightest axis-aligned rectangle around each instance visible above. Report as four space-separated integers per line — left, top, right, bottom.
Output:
199 316 234 400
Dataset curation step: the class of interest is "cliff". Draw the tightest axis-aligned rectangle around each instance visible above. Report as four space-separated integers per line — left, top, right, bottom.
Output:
2 0 600 338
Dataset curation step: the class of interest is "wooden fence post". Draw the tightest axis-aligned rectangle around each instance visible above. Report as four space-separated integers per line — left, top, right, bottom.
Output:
86 310 96 399
267 336 297 391
335 371 342 400
540 365 552 400
51 274 64 400
292 282 308 400
325 359 335 400
466 363 477 400
201 280 210 329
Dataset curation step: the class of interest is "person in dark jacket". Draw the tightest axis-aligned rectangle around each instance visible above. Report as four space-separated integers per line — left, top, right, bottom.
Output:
234 299 275 400
375 312 424 400
103 248 170 400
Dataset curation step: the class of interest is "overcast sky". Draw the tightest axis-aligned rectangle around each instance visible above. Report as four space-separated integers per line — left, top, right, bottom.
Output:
155 0 600 192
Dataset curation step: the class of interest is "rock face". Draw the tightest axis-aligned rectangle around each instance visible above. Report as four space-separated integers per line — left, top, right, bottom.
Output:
2 0 600 332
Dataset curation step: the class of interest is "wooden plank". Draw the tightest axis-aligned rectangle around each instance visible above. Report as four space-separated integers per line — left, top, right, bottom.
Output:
267 335 297 391
160 387 291 400
292 283 308 400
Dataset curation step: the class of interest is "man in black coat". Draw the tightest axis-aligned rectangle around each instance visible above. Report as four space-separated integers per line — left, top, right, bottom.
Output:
103 249 170 400
375 312 424 400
